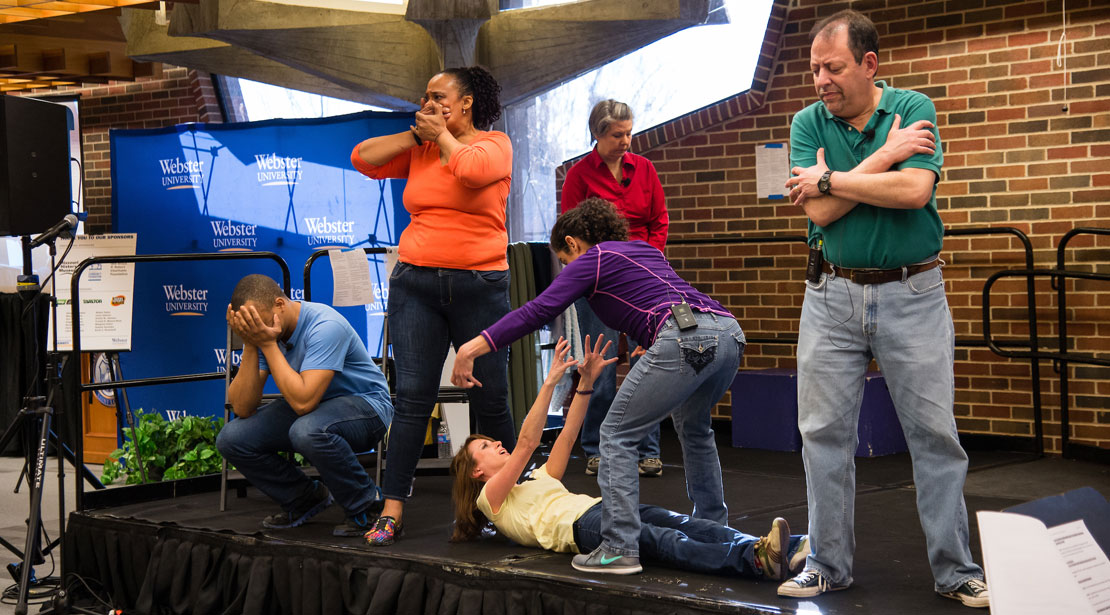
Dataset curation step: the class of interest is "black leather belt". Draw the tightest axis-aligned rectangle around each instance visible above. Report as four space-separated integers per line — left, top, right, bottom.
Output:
821 259 941 285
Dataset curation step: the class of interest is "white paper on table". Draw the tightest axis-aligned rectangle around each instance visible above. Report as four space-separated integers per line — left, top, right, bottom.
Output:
1050 519 1110 613
328 248 373 306
978 511 1096 615
756 143 790 200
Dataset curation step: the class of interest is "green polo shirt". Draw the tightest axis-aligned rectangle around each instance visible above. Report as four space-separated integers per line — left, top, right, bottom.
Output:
789 81 944 269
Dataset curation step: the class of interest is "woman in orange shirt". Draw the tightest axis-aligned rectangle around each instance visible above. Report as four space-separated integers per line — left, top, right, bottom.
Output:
351 66 516 546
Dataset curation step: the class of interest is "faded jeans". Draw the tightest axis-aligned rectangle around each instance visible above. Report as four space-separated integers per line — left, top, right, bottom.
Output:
796 265 984 592
597 312 744 557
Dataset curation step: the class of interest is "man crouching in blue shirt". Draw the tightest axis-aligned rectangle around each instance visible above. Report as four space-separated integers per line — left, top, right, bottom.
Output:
217 273 393 537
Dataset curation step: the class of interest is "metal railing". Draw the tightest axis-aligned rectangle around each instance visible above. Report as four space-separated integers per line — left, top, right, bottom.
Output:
68 251 291 511
669 226 1045 454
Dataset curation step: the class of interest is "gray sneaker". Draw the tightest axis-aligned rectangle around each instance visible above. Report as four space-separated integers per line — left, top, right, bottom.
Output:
777 567 849 598
638 457 663 477
585 456 600 476
571 546 642 575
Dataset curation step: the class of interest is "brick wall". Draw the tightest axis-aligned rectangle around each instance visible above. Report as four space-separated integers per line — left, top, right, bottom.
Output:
559 0 1110 454
13 67 223 233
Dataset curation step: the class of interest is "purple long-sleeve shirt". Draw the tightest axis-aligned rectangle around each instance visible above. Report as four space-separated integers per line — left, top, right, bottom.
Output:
482 241 734 351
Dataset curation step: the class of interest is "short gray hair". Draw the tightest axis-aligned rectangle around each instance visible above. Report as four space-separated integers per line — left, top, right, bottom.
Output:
588 99 634 140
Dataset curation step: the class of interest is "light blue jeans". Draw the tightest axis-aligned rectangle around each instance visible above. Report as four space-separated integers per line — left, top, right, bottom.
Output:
797 265 984 593
598 312 744 557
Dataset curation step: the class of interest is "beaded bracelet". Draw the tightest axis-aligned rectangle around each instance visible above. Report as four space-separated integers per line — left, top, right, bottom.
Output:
576 389 594 395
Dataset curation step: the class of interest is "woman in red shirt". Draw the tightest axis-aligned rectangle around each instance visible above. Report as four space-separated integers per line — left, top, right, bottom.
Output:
351 66 516 546
560 100 669 478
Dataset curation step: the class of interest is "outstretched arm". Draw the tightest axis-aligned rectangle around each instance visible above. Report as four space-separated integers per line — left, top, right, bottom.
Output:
482 337 580 513
546 334 616 481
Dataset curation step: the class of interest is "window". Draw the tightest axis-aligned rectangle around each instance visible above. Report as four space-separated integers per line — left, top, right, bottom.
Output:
504 0 774 241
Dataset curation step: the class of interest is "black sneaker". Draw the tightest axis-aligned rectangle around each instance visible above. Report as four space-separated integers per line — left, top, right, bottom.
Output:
637 457 663 477
262 481 333 529
939 578 989 608
571 546 642 575
333 497 385 537
777 567 849 598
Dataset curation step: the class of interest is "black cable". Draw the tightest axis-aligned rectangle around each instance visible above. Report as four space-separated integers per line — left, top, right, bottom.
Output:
63 571 115 611
71 157 84 211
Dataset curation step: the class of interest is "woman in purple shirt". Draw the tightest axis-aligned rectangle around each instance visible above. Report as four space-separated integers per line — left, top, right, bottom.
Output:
452 198 745 575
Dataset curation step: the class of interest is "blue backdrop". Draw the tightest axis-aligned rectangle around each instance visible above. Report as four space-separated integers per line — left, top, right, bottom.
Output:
110 111 410 420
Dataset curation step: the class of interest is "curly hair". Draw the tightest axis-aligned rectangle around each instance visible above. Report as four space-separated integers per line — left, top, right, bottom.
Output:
450 434 495 542
440 66 502 130
549 197 630 253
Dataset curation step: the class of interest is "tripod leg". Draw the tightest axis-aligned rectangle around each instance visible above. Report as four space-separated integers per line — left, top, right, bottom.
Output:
14 410 51 615
48 430 103 489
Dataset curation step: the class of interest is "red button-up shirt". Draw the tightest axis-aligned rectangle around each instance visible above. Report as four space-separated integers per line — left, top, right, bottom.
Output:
560 149 668 252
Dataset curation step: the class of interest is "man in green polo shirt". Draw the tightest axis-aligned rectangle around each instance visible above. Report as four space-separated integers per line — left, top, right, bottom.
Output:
777 9 989 609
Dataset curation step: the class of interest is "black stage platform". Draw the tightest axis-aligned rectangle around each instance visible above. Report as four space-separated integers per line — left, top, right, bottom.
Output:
64 430 1110 615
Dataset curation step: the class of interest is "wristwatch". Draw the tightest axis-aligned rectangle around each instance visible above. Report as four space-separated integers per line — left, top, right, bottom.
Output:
818 170 833 195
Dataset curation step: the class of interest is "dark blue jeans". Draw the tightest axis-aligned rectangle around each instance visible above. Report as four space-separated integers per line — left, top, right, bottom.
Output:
382 262 517 501
574 298 661 459
573 503 802 577
216 394 390 516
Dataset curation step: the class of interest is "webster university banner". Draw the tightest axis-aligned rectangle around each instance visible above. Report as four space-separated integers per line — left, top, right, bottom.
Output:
109 111 410 422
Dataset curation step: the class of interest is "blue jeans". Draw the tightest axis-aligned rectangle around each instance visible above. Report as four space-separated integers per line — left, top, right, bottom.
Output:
575 503 804 577
382 262 516 501
598 312 744 556
216 394 390 516
797 265 983 592
574 298 661 459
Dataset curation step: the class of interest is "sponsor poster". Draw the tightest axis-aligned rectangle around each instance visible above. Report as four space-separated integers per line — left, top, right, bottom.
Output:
110 111 410 420
51 233 138 352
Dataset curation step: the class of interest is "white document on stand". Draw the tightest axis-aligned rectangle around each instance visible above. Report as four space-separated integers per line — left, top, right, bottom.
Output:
329 248 372 306
1050 519 1110 613
978 511 1097 614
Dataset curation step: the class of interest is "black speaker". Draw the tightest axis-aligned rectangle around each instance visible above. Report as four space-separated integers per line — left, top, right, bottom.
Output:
0 96 72 237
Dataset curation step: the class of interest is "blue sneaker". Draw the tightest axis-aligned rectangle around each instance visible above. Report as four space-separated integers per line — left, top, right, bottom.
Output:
571 546 642 575
262 481 333 529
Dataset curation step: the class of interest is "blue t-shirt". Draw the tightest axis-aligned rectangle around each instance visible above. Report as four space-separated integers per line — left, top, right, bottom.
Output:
259 301 392 422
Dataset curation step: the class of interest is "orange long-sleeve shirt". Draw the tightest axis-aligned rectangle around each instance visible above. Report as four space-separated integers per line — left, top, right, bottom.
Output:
351 131 512 271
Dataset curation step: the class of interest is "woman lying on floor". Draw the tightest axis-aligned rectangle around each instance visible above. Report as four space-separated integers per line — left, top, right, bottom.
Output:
450 335 810 580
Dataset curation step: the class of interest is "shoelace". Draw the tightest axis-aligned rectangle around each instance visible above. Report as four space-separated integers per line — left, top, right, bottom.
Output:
962 579 987 594
793 569 829 591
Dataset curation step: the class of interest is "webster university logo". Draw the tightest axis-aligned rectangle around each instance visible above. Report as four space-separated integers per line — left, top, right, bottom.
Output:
158 157 204 190
164 283 208 316
214 347 242 373
304 216 357 247
210 220 258 251
255 153 303 186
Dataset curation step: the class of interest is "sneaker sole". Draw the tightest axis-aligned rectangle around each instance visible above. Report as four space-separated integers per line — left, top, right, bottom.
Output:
777 583 848 598
571 560 643 575
262 493 334 529
768 518 790 581
939 592 989 608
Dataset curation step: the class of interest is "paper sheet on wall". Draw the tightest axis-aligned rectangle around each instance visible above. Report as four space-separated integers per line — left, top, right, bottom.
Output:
329 248 373 306
756 143 790 200
51 233 138 352
978 511 1097 614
